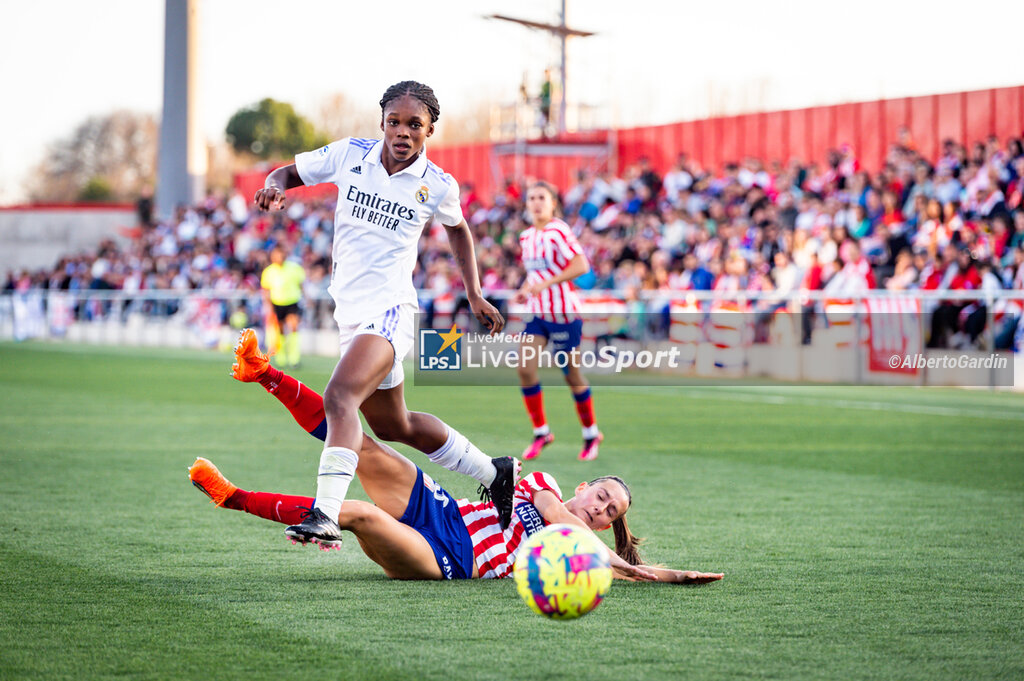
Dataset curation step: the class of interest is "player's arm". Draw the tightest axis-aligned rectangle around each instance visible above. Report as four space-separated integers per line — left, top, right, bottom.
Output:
532 489 657 581
516 253 589 301
612 565 724 584
442 219 505 333
255 164 304 211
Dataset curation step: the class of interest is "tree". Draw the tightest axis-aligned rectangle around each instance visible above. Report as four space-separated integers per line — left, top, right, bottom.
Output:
78 177 113 202
26 110 158 202
225 98 326 160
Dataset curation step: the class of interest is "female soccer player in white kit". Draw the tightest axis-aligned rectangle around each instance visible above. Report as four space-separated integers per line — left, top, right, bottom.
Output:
252 81 515 548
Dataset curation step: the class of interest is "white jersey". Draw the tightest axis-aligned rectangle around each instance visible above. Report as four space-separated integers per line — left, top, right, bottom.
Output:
295 138 463 325
456 471 562 579
518 219 585 323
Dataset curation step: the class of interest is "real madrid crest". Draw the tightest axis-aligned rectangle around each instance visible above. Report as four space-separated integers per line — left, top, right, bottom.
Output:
416 185 429 203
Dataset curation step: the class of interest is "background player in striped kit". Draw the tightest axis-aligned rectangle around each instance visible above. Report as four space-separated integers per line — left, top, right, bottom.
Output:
515 182 602 461
252 82 513 549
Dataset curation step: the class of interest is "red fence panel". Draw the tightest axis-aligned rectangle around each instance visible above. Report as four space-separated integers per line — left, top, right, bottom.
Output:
655 124 678 171
616 126 645 170
935 92 964 147
965 89 994 144
994 86 1024 142
719 115 740 165
859 100 884 173
908 95 938 161
835 103 859 153
884 97 911 148
786 108 811 165
741 114 763 161
400 86 1024 201
763 111 786 165
810 106 833 162
693 119 713 170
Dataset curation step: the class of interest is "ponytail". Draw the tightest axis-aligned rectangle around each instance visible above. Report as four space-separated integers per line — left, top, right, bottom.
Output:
611 514 644 566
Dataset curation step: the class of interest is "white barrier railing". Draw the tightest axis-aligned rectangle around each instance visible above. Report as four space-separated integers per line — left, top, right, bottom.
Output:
1 288 1021 389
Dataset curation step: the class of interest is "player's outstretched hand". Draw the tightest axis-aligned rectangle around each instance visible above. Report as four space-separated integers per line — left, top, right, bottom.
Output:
674 571 724 584
254 186 286 211
469 295 505 335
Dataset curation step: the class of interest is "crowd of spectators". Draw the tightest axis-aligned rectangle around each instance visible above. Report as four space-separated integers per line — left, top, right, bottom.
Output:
5 131 1024 348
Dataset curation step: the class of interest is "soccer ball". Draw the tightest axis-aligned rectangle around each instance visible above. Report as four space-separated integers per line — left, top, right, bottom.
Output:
513 524 613 620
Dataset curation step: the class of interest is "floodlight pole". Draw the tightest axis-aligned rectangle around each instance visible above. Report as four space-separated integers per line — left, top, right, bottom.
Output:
488 3 594 136
558 0 567 135
157 0 206 219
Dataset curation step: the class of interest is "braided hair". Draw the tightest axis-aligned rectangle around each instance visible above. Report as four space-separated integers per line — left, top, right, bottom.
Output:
379 81 440 123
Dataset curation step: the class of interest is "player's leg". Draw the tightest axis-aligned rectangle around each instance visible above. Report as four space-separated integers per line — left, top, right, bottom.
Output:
360 384 495 484
189 434 421 525
188 459 443 578
563 363 602 461
341 501 444 579
518 321 554 461
288 334 393 547
232 328 328 439
559 319 601 461
359 303 519 528
360 383 520 529
189 449 457 579
233 329 506 503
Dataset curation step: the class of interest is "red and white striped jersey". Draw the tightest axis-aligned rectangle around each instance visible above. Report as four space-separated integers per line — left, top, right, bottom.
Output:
519 219 586 323
456 471 562 579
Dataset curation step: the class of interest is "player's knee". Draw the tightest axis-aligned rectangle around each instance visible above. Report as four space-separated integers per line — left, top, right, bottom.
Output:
365 413 414 444
323 381 360 419
338 500 379 530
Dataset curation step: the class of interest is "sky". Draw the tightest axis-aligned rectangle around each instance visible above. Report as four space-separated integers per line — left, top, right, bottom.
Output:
3 0 1024 204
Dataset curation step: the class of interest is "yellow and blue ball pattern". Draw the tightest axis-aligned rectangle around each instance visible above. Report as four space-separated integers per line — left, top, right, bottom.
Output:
513 524 613 620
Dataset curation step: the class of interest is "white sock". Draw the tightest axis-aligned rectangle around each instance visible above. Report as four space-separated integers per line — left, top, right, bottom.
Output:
426 426 496 487
312 446 359 521
582 424 600 440
533 424 550 437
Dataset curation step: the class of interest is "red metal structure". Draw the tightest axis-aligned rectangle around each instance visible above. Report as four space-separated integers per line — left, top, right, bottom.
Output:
236 85 1024 203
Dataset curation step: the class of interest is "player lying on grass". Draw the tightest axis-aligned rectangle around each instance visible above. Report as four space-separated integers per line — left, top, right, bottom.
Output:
195 336 723 582
189 447 722 583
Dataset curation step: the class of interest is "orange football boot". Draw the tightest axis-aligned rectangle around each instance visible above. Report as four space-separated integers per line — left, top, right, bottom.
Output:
231 328 271 382
188 457 238 507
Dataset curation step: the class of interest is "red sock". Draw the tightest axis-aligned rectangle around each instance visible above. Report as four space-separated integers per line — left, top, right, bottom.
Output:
262 372 327 439
573 388 596 428
257 366 284 391
521 384 547 430
224 489 315 525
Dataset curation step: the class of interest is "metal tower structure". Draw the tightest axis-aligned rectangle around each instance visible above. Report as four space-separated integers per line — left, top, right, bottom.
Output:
488 0 595 136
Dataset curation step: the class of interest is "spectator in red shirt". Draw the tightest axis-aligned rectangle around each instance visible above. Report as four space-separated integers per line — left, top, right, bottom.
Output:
929 245 983 347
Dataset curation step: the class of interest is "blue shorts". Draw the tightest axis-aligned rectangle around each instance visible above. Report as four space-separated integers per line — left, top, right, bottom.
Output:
523 317 583 354
398 468 476 580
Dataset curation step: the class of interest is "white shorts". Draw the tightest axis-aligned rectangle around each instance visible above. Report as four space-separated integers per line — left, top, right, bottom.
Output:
338 302 415 390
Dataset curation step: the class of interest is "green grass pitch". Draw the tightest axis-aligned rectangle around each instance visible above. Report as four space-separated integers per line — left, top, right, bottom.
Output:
1 342 1022 681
